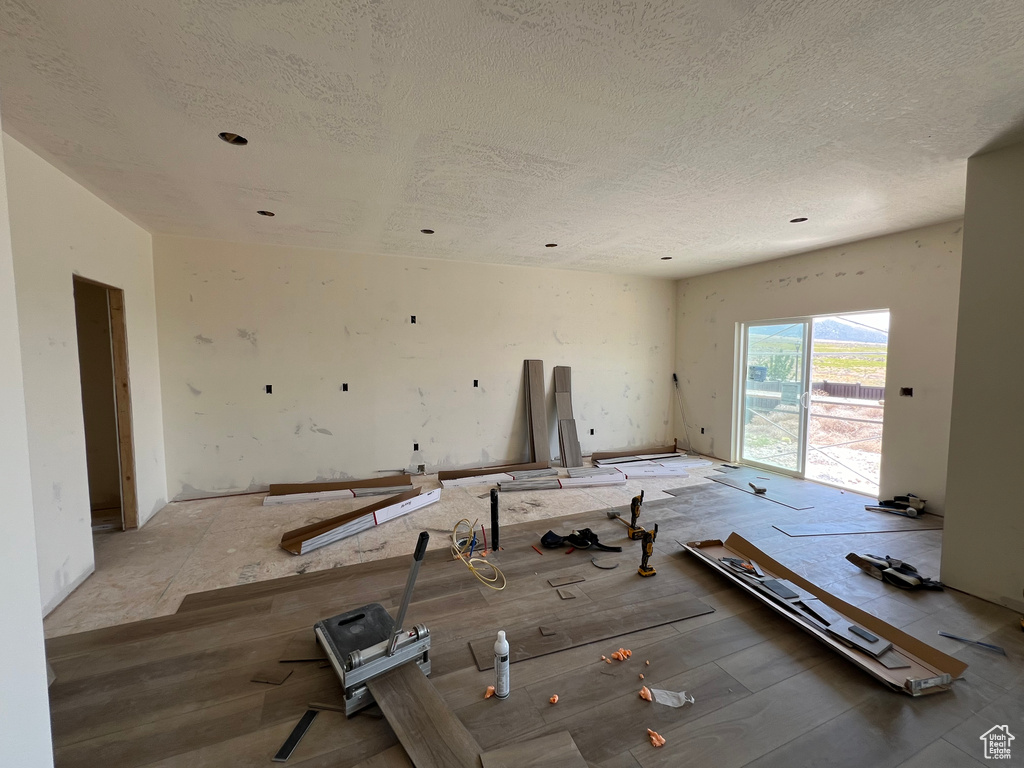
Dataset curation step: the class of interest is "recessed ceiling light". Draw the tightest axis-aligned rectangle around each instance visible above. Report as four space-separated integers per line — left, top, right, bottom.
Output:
790 217 808 223
257 210 275 217
661 257 673 261
218 132 248 146
420 229 435 234
545 243 558 248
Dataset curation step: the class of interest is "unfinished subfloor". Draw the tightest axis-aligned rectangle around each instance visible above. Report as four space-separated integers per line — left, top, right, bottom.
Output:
45 470 1023 767
43 462 723 637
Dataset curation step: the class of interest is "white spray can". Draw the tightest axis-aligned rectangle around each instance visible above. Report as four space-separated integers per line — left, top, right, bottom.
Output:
494 630 510 699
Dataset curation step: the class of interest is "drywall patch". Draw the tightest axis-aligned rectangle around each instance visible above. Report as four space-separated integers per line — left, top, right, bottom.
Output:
237 328 258 347
308 419 333 436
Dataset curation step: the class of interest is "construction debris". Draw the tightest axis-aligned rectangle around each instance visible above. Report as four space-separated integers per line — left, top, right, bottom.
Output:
647 729 666 747
650 689 695 708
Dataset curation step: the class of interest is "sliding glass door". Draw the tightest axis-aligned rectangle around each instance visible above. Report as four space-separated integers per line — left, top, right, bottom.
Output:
739 321 812 475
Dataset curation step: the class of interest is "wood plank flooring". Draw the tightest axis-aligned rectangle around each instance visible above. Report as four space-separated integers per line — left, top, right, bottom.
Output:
45 478 1024 767
366 664 481 768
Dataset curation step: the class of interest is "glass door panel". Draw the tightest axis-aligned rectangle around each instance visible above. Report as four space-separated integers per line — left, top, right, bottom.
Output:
740 321 811 474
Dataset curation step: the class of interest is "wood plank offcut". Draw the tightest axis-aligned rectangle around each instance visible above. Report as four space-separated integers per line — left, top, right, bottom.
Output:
365 663 481 768
525 360 550 464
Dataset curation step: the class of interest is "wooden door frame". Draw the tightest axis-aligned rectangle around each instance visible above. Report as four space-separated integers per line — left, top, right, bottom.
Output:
73 276 138 529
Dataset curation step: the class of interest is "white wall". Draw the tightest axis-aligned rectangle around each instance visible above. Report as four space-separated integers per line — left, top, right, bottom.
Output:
154 236 677 498
0 108 55 768
943 142 1024 610
4 134 168 614
675 221 962 513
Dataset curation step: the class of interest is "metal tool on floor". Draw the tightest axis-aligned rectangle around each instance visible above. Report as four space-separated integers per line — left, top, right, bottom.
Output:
937 631 1006 655
608 490 646 540
314 531 432 716
638 523 658 577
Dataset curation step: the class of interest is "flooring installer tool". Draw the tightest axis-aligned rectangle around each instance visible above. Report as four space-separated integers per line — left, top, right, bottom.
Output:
608 490 646 540
638 523 659 577
314 531 432 716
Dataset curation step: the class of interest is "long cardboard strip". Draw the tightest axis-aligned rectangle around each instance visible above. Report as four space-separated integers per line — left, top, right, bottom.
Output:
279 488 441 555
682 533 966 695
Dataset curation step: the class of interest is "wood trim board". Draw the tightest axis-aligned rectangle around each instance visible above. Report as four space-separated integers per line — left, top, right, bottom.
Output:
525 360 550 464
438 461 548 482
558 419 583 468
590 443 677 461
268 475 412 497
279 488 441 555
264 485 413 506
554 392 573 421
107 289 138 529
441 468 558 488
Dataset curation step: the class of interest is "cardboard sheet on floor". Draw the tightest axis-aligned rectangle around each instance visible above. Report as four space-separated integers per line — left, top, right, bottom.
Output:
774 520 943 537
709 470 814 510
682 533 966 695
467 593 713 670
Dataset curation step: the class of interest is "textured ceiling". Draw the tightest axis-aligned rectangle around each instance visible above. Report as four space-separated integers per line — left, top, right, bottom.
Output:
2 1 1023 277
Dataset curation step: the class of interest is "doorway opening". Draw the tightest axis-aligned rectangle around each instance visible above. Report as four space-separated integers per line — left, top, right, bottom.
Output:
72 277 138 531
737 311 889 496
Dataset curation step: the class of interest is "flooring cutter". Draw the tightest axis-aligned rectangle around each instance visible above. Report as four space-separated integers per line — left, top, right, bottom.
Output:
314 531 432 716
